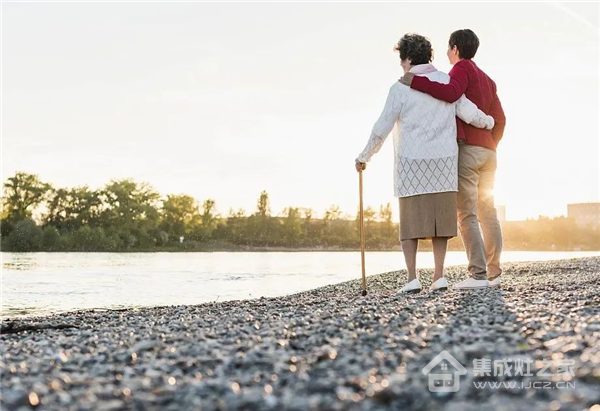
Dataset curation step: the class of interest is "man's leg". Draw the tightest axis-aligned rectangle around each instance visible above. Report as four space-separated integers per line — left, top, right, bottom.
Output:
477 152 503 280
457 145 487 280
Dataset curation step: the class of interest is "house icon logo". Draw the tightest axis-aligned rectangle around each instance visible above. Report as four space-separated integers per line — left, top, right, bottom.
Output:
421 351 467 392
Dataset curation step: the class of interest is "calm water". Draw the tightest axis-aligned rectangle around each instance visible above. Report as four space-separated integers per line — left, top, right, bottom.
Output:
2 251 598 318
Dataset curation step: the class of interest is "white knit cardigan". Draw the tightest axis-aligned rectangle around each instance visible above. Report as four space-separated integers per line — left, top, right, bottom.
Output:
357 64 494 198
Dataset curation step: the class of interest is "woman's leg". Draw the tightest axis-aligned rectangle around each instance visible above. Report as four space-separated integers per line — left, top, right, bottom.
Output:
432 237 449 281
401 239 419 281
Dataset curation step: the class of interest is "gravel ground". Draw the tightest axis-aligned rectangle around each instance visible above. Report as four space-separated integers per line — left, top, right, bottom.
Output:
1 257 599 410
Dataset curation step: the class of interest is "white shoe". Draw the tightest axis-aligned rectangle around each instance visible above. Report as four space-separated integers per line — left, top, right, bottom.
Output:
430 278 448 291
399 278 421 294
489 277 501 287
454 278 489 289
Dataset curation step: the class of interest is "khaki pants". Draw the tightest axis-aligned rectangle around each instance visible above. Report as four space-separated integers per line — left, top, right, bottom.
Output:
457 143 503 280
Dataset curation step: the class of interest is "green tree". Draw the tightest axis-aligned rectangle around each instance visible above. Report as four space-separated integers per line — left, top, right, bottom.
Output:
301 208 320 246
364 206 376 225
44 186 102 232
250 191 278 245
379 203 396 245
4 218 43 251
191 199 219 241
256 190 271 218
379 203 393 225
281 207 303 246
2 172 51 223
1 201 13 239
324 205 342 221
73 226 111 251
324 205 354 246
99 179 160 247
201 199 218 227
363 206 377 245
42 226 62 251
213 208 247 244
160 194 201 241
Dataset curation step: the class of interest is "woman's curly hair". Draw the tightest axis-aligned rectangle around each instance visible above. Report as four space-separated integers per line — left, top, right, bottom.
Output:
394 34 433 65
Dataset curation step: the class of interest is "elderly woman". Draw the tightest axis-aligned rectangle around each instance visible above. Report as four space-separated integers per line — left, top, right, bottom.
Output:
355 33 494 293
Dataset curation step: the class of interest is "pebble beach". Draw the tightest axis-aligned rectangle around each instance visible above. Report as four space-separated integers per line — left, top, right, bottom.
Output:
1 257 599 410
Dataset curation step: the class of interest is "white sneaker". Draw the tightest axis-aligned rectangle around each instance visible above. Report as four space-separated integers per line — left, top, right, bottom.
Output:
454 278 489 289
430 277 448 291
399 278 421 294
489 277 501 287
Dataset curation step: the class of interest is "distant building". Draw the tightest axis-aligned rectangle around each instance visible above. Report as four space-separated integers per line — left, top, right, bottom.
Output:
496 205 506 223
568 203 600 229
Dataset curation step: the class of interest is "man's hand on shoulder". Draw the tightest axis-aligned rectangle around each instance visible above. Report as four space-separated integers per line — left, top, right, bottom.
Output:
399 72 415 87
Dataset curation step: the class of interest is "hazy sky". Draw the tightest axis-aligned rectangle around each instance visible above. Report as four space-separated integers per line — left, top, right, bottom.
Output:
3 2 599 221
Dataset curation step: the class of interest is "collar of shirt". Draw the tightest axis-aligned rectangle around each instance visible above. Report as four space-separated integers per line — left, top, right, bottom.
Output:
409 64 437 75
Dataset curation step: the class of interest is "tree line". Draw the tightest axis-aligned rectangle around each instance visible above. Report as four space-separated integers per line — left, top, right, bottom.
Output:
0 172 398 252
1 172 598 252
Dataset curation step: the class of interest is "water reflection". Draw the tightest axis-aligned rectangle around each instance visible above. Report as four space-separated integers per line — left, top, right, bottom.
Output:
3 258 38 271
2 251 599 318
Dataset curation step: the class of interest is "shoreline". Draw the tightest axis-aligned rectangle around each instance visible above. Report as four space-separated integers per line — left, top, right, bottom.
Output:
1 257 599 410
3 247 600 253
3 254 600 321
3 241 599 253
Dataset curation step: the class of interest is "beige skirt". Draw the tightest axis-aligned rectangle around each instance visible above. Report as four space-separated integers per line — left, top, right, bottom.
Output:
399 191 457 240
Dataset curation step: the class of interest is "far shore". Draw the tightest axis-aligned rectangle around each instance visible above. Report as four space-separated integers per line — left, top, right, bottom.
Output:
2 241 598 253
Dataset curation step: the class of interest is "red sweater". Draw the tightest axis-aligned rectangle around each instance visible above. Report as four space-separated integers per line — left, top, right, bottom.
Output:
411 59 506 151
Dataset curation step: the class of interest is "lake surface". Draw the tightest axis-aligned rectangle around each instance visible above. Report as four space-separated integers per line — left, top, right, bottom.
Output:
2 251 599 318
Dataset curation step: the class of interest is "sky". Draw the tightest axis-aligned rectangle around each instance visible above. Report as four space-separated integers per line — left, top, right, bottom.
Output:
2 2 599 221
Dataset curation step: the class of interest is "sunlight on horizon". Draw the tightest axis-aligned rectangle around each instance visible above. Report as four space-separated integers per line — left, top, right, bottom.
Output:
2 2 599 222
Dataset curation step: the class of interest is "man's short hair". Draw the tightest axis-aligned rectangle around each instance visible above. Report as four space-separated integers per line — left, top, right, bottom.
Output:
449 29 479 60
395 34 433 65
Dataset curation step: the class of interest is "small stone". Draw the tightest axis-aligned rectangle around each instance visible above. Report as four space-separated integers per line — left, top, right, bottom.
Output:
130 340 159 353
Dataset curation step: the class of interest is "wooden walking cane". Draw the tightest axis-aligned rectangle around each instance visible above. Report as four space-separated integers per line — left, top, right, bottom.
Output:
359 168 367 296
